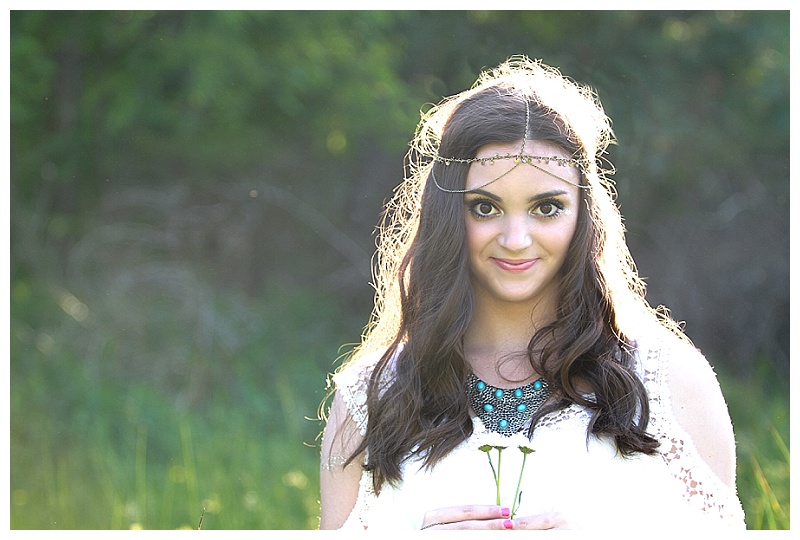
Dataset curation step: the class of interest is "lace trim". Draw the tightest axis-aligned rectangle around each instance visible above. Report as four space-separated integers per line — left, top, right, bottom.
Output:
320 454 349 471
332 360 382 529
641 336 745 524
340 460 374 530
333 351 397 437
333 363 371 437
536 402 592 431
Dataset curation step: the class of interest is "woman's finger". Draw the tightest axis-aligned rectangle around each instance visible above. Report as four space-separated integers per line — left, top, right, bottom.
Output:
512 512 572 530
420 505 511 529
422 518 515 530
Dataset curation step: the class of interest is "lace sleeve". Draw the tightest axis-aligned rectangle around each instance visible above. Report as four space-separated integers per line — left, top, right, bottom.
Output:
332 348 399 436
332 363 372 437
329 355 393 530
640 336 746 527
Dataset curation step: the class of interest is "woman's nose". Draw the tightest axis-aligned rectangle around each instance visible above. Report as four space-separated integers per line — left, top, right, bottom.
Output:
498 215 533 251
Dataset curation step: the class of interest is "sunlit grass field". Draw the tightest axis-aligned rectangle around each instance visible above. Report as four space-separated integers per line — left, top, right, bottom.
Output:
9 280 790 529
720 369 790 529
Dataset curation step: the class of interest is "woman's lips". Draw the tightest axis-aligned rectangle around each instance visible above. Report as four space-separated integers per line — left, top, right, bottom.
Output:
491 258 538 272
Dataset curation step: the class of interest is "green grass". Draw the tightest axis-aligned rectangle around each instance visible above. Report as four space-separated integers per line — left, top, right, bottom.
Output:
720 367 790 529
10 275 345 530
10 354 327 530
9 276 790 529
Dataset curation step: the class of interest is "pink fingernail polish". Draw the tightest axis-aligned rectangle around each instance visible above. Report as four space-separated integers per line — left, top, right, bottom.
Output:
503 519 514 529
501 507 511 517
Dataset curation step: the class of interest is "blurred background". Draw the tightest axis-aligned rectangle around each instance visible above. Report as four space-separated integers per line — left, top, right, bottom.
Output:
9 10 789 529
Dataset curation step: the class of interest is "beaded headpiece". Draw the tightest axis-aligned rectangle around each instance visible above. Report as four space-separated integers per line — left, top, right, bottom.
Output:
429 99 592 193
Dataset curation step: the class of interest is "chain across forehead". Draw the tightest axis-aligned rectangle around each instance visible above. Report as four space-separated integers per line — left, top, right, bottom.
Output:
430 100 591 194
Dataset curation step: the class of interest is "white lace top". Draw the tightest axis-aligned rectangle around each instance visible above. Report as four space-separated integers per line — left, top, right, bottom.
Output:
331 331 746 530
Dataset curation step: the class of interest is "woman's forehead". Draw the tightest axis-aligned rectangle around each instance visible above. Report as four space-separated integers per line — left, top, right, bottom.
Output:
465 140 582 192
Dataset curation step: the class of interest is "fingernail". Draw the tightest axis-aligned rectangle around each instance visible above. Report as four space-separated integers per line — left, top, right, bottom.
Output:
501 507 511 517
503 519 514 530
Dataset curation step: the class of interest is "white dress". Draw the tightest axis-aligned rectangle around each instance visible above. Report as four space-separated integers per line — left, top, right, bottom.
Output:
331 330 746 530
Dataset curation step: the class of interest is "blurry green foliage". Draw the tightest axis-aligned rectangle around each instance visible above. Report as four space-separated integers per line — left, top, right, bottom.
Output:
11 11 418 206
11 10 789 374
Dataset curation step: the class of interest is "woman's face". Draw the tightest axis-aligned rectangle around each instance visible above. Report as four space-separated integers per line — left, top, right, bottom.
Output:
463 140 581 316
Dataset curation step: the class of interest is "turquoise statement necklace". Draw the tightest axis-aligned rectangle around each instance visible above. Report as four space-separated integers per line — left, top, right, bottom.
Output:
466 373 552 436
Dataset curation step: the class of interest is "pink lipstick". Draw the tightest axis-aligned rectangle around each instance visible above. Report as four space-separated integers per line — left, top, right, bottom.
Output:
491 258 538 272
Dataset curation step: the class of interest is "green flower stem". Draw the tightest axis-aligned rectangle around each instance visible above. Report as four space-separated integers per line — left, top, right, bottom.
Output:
511 451 527 518
484 450 498 486
495 448 503 506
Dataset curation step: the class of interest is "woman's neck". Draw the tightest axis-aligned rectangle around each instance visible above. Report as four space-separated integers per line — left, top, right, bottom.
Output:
463 299 553 387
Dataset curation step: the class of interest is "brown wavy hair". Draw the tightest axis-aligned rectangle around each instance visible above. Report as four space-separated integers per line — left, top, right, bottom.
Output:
335 57 686 494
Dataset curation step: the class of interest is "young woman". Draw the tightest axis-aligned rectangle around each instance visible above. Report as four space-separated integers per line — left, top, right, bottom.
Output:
319 56 745 530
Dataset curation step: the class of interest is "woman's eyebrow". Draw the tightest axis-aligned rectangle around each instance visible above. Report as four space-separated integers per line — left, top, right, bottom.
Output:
464 188 502 201
464 188 570 203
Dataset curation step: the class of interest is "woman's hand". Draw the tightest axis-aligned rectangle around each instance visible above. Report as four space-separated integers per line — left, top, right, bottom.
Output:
420 505 572 530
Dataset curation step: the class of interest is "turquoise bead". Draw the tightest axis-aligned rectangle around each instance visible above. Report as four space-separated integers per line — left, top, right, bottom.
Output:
484 404 494 412
533 380 543 391
477 381 486 391
499 419 509 429
517 403 527 412
495 389 504 398
514 389 523 398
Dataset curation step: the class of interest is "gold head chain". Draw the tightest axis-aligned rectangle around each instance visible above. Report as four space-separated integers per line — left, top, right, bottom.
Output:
429 100 592 193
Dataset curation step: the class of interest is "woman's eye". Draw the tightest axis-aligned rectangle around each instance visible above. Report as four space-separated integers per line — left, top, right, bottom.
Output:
534 201 564 218
469 201 498 217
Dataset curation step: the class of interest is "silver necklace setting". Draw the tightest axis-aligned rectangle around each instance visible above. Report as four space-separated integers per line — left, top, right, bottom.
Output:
466 373 552 436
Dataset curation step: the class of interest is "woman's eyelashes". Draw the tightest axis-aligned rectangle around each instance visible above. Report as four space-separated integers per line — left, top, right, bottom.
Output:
466 198 569 219
468 199 501 218
534 199 569 218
